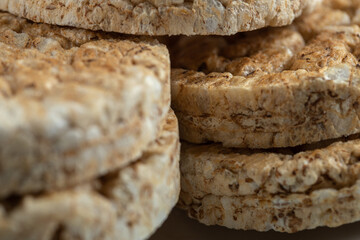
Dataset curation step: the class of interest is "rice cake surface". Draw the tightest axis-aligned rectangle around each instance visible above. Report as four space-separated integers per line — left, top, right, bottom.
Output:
181 136 360 197
0 0 319 36
179 180 360 233
0 111 180 240
0 12 170 197
295 0 360 39
179 135 360 232
171 20 360 148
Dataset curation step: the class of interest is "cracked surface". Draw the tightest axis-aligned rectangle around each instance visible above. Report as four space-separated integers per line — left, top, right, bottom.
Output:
181 135 360 197
0 0 319 35
179 179 360 233
171 14 360 148
0 111 180 240
0 12 170 197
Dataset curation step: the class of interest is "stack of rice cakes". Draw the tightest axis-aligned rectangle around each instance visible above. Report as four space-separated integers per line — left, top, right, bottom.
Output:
171 0 360 233
0 0 318 238
0 13 180 240
0 0 356 238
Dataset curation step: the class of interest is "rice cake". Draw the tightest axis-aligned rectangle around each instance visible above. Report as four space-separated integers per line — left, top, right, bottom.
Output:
0 0 319 36
171 24 360 148
0 111 180 240
0 12 170 197
179 135 360 232
295 0 360 39
179 181 360 233
181 136 360 197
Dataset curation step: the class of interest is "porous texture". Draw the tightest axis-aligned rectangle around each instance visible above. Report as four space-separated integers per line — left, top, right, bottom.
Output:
181 136 360 197
295 0 360 39
171 23 360 148
0 0 319 36
0 12 170 197
179 180 360 233
0 111 180 240
179 135 360 232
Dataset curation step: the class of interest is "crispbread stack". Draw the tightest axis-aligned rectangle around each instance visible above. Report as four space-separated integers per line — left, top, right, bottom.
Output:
0 0 356 238
1 111 180 240
0 12 180 240
168 0 360 233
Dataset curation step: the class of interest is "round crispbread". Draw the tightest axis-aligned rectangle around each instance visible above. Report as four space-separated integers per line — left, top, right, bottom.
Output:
179 135 360 232
180 136 360 198
0 111 180 240
0 12 170 197
179 180 360 233
171 4 360 149
0 0 319 36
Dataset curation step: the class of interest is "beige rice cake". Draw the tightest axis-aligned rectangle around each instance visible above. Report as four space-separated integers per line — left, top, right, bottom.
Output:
0 12 170 197
0 0 319 36
0 111 180 240
171 5 360 149
295 0 360 39
179 136 360 232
